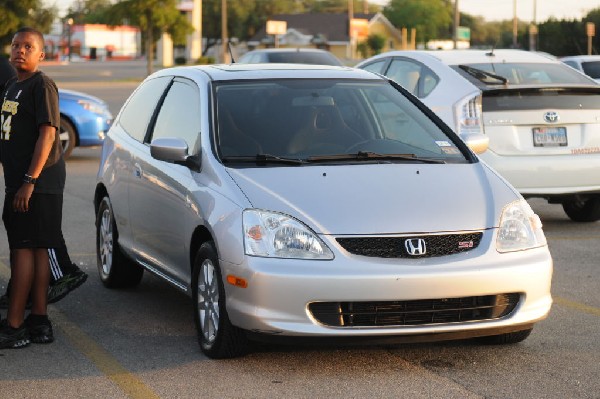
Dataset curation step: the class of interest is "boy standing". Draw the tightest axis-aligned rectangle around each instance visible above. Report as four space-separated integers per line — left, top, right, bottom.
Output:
0 54 88 310
0 27 65 348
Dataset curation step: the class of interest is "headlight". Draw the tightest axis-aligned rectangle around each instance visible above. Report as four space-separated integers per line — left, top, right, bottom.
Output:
496 200 547 253
243 209 334 259
78 99 109 116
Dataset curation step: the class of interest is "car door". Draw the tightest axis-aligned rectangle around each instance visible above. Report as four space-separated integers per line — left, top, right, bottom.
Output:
108 76 173 253
128 77 202 287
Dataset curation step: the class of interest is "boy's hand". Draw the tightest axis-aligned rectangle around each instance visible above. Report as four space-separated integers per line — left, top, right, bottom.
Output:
13 183 34 212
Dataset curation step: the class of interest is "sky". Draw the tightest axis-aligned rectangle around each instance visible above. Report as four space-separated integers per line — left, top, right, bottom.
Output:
45 0 600 22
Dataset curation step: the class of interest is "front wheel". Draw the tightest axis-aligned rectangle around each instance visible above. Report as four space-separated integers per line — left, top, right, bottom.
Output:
59 116 77 159
562 196 600 222
192 241 247 359
96 196 143 288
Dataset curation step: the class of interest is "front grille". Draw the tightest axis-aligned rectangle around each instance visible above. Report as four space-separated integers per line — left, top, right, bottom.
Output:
336 233 483 258
308 294 520 327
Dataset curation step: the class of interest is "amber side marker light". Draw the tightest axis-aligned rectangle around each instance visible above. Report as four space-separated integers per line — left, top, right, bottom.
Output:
227 275 248 288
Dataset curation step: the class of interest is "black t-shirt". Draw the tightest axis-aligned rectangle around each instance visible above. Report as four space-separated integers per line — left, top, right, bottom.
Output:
0 71 65 193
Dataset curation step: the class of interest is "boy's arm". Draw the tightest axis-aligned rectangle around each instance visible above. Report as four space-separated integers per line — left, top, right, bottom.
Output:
12 124 57 212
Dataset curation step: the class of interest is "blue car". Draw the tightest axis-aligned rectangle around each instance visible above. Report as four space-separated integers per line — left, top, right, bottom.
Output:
59 89 113 158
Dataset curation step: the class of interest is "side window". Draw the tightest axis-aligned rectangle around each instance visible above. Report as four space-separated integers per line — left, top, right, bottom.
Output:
150 79 201 154
385 58 439 98
119 76 172 142
361 60 387 75
562 60 578 70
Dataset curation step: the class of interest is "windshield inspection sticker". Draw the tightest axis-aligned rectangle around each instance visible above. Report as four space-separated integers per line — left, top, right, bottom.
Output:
435 141 452 147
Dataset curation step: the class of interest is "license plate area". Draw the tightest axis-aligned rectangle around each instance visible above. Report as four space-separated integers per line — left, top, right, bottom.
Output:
532 126 567 147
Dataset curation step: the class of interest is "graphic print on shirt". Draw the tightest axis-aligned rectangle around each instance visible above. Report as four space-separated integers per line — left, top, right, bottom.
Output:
1 97 19 140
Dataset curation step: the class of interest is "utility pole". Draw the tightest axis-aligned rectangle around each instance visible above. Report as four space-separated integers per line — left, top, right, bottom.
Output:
453 0 459 49
529 0 537 51
348 0 354 59
221 0 229 63
512 0 518 48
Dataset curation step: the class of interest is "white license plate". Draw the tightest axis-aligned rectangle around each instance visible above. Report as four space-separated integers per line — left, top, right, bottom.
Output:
532 126 567 147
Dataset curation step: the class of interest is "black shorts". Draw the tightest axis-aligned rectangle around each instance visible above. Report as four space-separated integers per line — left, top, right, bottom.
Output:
2 192 63 249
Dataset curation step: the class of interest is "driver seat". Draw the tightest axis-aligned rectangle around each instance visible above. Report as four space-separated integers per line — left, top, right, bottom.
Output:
287 105 362 155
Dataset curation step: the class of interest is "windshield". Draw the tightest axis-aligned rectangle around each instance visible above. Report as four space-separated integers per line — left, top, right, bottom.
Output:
214 79 469 165
452 62 594 86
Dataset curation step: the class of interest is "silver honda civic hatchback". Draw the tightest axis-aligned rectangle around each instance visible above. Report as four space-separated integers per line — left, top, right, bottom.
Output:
94 64 553 358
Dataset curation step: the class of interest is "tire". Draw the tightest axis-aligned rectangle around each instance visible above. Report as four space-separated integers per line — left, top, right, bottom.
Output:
562 196 600 222
96 196 143 288
192 241 247 359
477 328 533 345
59 116 77 159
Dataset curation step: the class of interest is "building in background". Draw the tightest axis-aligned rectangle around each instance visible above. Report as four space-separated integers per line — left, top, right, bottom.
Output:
247 13 403 61
44 21 141 61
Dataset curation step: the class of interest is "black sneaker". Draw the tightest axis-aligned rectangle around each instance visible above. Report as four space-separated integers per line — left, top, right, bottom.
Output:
25 315 54 344
0 319 30 349
48 268 88 304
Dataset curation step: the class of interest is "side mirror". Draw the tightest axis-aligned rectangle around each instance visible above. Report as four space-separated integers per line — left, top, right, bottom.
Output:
150 137 189 162
461 133 489 154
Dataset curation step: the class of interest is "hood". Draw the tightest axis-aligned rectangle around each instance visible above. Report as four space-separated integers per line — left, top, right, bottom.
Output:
226 163 517 235
59 88 107 105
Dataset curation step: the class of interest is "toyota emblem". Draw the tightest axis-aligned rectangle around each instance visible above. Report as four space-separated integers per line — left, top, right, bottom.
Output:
543 111 560 123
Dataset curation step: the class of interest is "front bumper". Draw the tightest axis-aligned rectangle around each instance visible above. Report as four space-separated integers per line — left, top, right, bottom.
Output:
221 243 553 340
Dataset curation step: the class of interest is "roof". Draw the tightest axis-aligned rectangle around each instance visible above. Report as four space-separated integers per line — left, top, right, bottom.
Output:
249 13 376 44
424 49 560 65
560 55 600 62
151 63 381 82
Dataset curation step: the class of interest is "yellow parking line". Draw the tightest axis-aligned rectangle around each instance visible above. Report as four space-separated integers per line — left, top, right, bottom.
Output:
554 296 600 317
0 261 159 399
52 310 161 399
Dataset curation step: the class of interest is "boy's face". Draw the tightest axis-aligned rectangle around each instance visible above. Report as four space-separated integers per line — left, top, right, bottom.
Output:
10 32 45 73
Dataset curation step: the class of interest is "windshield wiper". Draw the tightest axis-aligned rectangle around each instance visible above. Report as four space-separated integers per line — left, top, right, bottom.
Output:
458 65 508 85
307 151 445 164
221 153 306 165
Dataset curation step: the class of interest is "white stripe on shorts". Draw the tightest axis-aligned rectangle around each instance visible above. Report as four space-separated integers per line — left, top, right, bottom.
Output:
48 248 63 280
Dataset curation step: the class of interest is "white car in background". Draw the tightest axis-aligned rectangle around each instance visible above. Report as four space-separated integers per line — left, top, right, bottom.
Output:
560 55 600 82
357 49 600 222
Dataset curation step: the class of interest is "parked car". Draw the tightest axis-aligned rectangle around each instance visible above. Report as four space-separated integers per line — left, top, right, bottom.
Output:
560 55 600 82
59 88 113 158
238 48 343 66
95 63 552 359
357 49 600 222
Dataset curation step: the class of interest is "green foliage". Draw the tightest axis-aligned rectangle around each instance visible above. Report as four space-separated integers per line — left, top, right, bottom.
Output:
384 0 452 43
196 56 215 65
366 33 385 55
66 0 113 24
0 0 57 49
174 56 187 65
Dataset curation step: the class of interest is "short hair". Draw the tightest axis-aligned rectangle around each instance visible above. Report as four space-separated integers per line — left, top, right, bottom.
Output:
14 27 45 49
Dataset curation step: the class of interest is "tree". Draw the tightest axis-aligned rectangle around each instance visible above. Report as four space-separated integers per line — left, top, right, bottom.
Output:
66 0 113 24
366 33 385 55
104 0 192 76
0 0 57 50
383 0 452 44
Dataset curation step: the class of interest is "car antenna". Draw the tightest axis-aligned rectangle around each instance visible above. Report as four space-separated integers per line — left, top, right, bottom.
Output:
227 41 235 63
485 43 497 57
